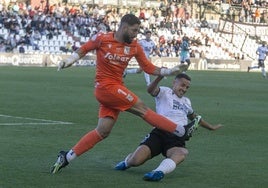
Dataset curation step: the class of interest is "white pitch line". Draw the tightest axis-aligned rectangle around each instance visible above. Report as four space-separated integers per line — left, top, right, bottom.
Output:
0 114 73 125
0 122 71 125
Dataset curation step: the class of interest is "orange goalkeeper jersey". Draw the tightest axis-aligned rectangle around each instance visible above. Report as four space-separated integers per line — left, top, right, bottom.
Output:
80 32 156 86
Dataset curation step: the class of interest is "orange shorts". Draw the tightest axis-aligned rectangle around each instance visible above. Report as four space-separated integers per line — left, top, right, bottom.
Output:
94 84 138 120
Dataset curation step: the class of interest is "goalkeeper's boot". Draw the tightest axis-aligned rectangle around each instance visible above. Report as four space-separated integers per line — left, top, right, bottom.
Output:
51 151 69 174
143 171 164 181
183 115 202 140
114 161 129 171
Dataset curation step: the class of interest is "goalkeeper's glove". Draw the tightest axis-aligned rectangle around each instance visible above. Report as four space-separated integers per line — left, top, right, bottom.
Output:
57 53 80 71
160 64 188 76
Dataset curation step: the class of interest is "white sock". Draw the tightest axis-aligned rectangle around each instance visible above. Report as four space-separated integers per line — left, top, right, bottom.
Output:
154 158 176 174
66 149 77 162
126 68 138 74
261 68 266 78
124 153 132 167
144 72 151 86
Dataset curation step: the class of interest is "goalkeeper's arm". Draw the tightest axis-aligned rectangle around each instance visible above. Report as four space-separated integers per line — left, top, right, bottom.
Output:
58 49 86 71
159 64 188 76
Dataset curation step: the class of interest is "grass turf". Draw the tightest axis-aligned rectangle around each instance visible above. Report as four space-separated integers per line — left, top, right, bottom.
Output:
0 66 267 188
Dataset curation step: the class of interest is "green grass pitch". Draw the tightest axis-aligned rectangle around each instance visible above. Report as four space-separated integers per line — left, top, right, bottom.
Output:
0 66 267 188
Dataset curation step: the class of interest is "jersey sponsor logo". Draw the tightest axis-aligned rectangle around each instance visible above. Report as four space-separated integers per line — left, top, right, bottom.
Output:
172 99 189 114
104 52 130 63
124 46 130 55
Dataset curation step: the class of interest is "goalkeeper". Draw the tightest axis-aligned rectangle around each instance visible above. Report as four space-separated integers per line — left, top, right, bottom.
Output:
115 73 223 181
51 14 191 174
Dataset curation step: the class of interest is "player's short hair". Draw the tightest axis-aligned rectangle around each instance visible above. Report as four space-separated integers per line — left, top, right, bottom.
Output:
175 73 191 81
120 14 141 26
145 30 152 34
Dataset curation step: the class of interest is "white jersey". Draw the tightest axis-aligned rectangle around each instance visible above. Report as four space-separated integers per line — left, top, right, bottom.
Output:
257 45 268 60
139 39 157 58
155 86 193 126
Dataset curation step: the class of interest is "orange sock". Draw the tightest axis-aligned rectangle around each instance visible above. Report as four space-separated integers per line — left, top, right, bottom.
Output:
143 109 176 133
72 129 103 156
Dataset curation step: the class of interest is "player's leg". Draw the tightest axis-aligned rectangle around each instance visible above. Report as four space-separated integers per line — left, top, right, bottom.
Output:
123 68 142 78
180 54 187 65
115 129 161 171
95 84 179 136
260 61 267 78
97 84 194 138
115 145 151 170
144 72 151 86
51 116 116 174
51 86 122 174
128 99 201 138
123 68 136 78
72 117 116 155
261 67 267 78
152 147 188 174
185 59 191 67
126 68 139 74
248 60 261 72
144 135 188 181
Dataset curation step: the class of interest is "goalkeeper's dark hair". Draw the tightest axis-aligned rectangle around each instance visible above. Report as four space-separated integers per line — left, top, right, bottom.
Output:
175 73 191 81
120 14 141 26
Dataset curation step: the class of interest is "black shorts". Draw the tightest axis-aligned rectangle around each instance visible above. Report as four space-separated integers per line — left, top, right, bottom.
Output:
258 59 265 68
140 128 186 158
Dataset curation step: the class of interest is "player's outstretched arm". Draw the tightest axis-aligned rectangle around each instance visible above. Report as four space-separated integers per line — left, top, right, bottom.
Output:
189 114 223 131
199 118 223 131
147 75 164 96
57 49 85 71
159 64 188 76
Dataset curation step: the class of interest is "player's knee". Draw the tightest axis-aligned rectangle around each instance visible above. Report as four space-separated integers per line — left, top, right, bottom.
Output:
181 148 189 156
179 148 189 159
96 129 111 138
96 118 115 138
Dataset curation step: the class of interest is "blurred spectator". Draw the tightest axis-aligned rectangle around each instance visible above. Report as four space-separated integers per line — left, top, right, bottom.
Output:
60 41 72 53
179 36 191 66
0 0 265 60
205 35 211 47
24 31 39 50
254 8 261 23
32 29 41 41
18 42 26 53
198 50 208 70
200 18 209 28
0 41 6 52
72 41 79 51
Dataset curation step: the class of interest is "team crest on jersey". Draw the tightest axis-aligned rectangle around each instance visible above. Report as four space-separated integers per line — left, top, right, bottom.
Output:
124 46 130 54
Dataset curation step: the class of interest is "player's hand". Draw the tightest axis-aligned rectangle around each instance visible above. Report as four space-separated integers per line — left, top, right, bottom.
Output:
57 61 66 71
211 124 223 130
170 64 189 75
160 64 189 76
